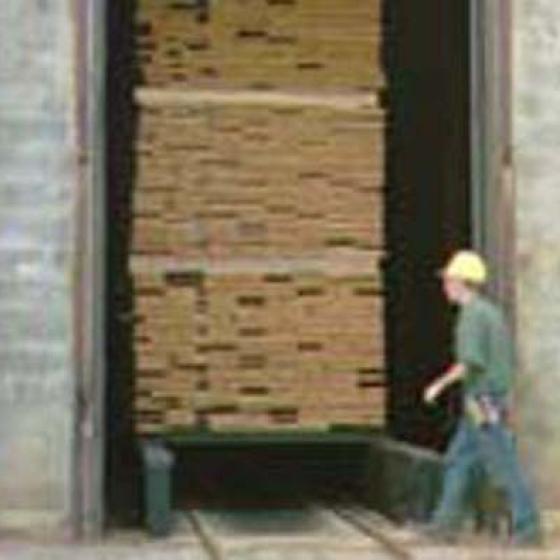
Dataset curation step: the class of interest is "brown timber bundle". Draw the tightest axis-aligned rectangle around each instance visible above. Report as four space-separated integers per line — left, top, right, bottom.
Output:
135 0 385 92
132 263 386 433
132 94 385 258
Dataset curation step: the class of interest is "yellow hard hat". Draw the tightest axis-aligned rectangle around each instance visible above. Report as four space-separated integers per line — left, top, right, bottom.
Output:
442 250 488 284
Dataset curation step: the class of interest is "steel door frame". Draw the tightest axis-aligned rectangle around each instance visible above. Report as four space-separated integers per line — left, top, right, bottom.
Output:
72 0 107 539
469 0 515 316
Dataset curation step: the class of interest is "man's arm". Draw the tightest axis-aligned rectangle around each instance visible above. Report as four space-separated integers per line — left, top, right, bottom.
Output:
423 363 467 404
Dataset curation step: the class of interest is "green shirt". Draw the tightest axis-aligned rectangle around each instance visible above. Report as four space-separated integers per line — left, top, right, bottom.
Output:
455 295 514 397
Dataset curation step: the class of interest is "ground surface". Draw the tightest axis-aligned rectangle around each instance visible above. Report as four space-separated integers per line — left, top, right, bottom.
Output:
1 509 558 560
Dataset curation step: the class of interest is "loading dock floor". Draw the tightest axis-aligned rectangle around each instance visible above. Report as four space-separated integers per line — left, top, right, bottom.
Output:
2 507 558 560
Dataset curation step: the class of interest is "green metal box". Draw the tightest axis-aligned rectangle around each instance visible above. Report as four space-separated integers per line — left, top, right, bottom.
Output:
141 441 175 537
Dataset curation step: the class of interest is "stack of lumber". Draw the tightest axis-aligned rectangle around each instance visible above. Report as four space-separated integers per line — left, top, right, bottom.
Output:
132 262 386 432
131 0 388 434
132 91 385 258
135 0 384 91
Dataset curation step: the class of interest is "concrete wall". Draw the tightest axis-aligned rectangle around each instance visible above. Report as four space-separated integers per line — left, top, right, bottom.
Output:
513 1 560 511
0 0 78 532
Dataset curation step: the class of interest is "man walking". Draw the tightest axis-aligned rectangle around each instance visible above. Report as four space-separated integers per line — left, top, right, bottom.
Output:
423 250 542 546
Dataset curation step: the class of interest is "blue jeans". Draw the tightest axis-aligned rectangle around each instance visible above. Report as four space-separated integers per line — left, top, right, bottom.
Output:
432 417 540 538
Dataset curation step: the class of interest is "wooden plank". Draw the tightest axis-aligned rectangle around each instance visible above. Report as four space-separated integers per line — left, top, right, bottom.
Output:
130 252 385 279
135 87 382 113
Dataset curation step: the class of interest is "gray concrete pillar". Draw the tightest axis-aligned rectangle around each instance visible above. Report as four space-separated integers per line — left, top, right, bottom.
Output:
513 0 560 517
0 0 79 533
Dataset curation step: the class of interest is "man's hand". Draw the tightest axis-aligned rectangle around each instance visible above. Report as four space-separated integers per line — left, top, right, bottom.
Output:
423 363 467 406
423 380 444 405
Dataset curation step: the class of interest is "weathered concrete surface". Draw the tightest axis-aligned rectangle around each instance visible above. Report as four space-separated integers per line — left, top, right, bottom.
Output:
0 0 78 532
512 1 560 512
0 517 208 559
5 519 560 560
0 543 208 560
3 539 560 560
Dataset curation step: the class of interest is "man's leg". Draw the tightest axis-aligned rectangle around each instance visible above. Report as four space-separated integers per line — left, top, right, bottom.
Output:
430 419 479 534
477 424 541 543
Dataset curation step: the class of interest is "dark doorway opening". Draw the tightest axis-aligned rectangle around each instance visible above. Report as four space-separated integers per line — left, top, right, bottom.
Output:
384 0 471 449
